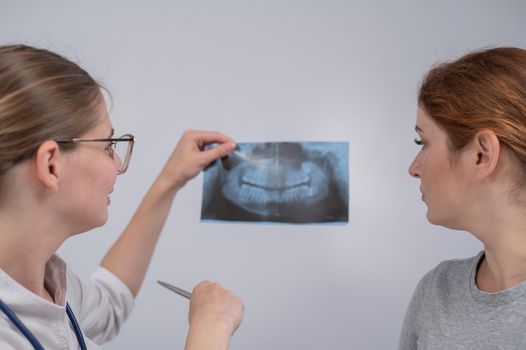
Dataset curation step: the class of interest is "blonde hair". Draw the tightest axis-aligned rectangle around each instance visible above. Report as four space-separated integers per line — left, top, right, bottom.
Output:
0 44 104 184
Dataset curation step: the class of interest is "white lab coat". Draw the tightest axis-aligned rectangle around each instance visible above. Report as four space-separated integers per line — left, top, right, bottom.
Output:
0 255 134 349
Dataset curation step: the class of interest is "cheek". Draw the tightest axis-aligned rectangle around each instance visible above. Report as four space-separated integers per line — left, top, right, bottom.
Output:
422 154 451 189
89 157 118 190
104 165 118 189
419 153 439 190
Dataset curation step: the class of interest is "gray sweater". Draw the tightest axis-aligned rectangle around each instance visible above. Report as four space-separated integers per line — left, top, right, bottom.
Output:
399 252 526 349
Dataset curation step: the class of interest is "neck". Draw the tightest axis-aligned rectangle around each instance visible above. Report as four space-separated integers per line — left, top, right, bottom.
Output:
0 210 66 302
470 198 526 292
477 247 526 292
0 163 73 303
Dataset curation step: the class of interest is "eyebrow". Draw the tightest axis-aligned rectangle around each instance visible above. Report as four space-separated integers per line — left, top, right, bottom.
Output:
415 125 423 133
108 128 115 138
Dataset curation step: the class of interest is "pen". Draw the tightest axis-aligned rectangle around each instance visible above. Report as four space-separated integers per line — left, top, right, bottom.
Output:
157 280 192 300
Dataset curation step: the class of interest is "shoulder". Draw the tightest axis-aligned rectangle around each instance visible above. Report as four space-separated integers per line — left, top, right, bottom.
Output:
0 322 37 350
425 253 479 283
413 252 482 304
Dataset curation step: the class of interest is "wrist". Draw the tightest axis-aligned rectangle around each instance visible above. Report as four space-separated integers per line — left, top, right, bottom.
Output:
190 317 233 335
185 318 232 350
154 171 183 197
190 315 235 335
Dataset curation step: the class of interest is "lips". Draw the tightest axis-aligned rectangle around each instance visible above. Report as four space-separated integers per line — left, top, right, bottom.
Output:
107 189 114 205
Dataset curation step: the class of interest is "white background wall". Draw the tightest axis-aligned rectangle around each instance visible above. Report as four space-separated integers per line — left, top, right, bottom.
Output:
2 1 526 349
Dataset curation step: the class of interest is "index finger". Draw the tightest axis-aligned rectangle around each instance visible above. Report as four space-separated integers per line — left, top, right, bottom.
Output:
189 130 235 148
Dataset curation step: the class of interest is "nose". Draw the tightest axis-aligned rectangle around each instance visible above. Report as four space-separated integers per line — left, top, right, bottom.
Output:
408 152 421 178
252 142 304 168
114 153 124 175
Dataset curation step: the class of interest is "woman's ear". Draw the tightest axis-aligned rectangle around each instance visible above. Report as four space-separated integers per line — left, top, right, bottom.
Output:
472 129 500 181
34 140 62 192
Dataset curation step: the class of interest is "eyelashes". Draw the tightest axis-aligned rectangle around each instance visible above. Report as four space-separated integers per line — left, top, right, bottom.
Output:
414 138 424 146
105 142 116 157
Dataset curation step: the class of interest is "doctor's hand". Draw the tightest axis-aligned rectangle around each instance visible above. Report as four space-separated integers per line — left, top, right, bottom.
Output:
189 281 244 335
184 281 243 350
160 130 236 192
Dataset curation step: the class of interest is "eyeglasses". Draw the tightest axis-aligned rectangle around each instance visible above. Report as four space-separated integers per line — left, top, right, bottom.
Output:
56 134 135 174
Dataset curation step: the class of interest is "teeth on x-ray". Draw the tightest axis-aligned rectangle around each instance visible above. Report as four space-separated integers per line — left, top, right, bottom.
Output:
242 165 311 190
201 141 349 224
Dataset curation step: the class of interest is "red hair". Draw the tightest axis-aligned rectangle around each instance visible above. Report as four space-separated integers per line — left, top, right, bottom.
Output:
419 47 526 175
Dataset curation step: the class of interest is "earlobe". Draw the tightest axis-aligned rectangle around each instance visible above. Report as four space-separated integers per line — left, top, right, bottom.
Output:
473 130 500 180
35 140 61 192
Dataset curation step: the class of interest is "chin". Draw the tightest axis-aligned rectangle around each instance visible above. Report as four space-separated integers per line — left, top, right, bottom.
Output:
83 210 109 232
66 201 110 235
426 211 440 225
71 221 106 236
426 210 464 230
425 205 446 226
96 212 109 227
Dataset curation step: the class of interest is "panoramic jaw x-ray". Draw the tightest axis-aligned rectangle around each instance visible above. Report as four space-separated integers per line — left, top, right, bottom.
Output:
201 142 349 224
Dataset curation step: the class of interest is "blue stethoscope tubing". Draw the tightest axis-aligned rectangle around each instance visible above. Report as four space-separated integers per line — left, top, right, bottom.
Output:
0 298 87 350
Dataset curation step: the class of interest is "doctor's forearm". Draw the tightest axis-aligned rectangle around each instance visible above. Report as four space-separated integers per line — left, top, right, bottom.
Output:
100 173 180 296
185 320 232 350
100 131 235 296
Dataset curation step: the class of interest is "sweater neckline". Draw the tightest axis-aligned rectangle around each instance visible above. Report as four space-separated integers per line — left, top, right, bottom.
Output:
469 250 526 305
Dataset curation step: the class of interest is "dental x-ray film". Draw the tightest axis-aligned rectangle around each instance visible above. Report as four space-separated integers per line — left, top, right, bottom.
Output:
201 142 349 224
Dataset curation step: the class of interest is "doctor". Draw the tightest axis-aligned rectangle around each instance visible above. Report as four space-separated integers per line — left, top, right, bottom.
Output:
0 44 243 349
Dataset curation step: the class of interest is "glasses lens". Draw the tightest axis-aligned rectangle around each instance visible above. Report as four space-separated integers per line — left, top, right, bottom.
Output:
114 141 129 171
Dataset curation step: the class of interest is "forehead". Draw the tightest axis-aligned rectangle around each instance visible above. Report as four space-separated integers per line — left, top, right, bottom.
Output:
415 107 443 134
416 107 432 128
84 101 113 137
415 106 452 148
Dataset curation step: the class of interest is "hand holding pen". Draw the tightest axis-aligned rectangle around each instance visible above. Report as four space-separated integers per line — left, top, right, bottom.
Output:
158 280 244 337
190 281 244 335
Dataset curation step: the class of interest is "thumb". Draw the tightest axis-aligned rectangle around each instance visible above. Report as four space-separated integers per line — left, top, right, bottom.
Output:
201 142 236 165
